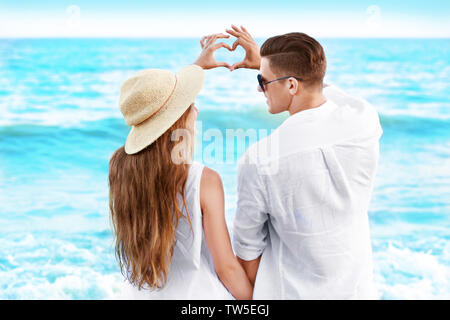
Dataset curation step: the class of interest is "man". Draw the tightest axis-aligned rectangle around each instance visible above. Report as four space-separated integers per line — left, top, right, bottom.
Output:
224 25 383 299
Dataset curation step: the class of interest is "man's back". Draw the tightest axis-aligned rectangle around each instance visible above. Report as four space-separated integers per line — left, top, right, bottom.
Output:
232 85 383 299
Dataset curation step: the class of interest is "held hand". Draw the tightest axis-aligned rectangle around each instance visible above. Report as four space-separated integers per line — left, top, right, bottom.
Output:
194 33 233 70
225 25 261 71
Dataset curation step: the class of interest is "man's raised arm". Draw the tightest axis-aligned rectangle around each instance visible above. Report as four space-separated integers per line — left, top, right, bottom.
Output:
225 25 261 71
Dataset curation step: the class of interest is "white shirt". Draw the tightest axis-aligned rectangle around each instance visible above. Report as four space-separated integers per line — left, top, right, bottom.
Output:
232 85 383 299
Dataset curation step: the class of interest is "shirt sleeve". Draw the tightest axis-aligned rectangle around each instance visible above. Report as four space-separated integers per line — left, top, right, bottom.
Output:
232 153 269 261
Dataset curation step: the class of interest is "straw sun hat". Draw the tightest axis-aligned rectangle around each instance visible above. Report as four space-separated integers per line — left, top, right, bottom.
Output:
119 64 204 154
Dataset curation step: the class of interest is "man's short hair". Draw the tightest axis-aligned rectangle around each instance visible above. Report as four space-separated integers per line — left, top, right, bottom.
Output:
260 32 326 88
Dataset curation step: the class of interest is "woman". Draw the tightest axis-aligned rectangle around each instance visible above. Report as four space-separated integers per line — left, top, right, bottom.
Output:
108 34 252 299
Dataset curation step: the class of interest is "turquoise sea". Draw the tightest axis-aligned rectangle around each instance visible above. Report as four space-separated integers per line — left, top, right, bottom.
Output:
0 38 449 299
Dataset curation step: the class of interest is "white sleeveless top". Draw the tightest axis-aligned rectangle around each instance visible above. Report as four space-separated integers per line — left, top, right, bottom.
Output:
122 161 234 300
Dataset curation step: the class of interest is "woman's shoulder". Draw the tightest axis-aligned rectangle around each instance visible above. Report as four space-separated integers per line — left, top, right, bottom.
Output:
199 166 224 210
201 166 221 185
185 162 222 195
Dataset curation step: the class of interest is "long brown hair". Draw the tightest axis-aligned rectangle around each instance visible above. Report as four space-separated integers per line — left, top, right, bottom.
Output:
109 105 195 289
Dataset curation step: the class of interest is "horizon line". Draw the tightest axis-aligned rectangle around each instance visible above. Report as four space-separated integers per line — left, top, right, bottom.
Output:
1 36 449 40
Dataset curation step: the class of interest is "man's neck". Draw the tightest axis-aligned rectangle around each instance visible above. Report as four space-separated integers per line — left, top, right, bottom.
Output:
288 92 327 116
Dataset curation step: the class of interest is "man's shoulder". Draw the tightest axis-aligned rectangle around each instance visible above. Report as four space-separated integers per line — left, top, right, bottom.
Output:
324 84 382 137
238 130 279 168
324 84 379 115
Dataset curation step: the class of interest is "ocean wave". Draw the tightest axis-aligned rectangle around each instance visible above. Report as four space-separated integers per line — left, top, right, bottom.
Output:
0 263 126 299
0 233 125 299
373 240 450 299
378 114 450 138
1 229 448 299
0 111 448 140
1 67 449 127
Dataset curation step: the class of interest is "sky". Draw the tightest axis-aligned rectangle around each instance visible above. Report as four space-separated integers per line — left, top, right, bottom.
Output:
0 0 449 38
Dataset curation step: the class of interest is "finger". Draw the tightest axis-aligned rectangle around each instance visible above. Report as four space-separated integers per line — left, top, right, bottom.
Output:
206 34 220 46
231 39 240 51
214 42 232 51
200 36 207 48
208 36 218 48
205 35 215 46
211 33 230 45
228 26 250 43
231 24 244 34
208 33 229 41
215 33 230 39
205 34 219 46
232 38 252 51
229 61 246 71
240 25 251 37
216 61 231 69
225 28 240 38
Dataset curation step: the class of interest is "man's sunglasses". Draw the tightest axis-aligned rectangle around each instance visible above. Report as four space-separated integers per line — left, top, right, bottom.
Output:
257 74 302 93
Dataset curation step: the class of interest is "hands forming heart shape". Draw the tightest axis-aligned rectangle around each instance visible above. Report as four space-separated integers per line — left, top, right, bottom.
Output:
194 25 261 71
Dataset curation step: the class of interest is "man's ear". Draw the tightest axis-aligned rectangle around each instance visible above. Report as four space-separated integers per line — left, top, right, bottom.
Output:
288 78 300 95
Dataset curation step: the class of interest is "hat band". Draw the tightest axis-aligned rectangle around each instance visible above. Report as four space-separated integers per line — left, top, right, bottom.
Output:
135 76 178 126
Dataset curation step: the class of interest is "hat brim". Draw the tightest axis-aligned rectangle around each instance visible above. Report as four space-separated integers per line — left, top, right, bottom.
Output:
124 65 204 155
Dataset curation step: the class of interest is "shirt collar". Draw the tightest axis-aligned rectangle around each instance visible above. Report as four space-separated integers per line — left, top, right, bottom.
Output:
281 99 338 127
